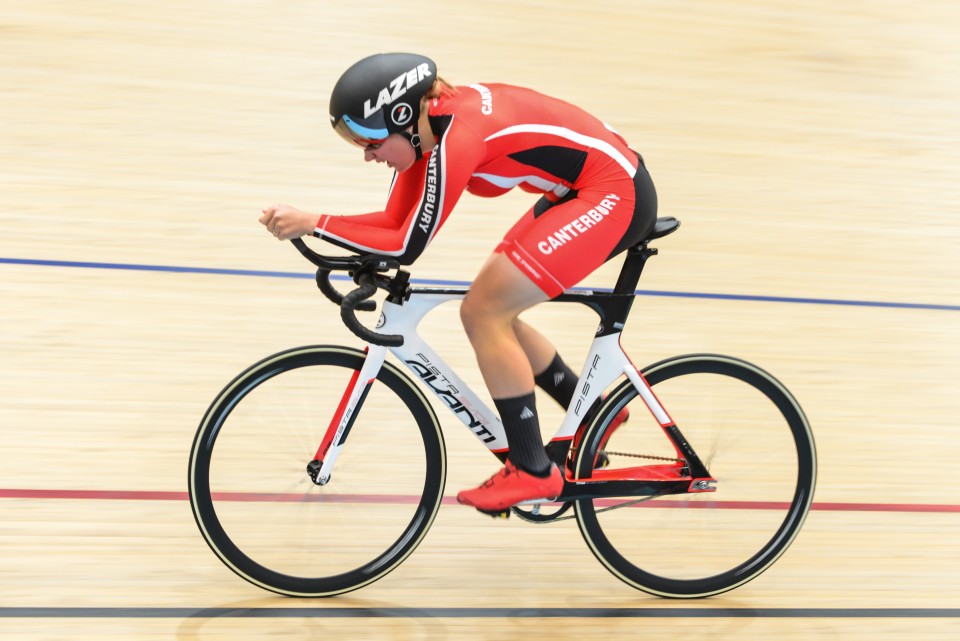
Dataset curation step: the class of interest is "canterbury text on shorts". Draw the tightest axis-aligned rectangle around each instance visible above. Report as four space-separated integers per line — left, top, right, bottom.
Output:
495 158 657 298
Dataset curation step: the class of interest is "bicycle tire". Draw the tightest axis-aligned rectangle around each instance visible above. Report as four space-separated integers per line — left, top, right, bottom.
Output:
188 345 446 597
574 353 816 598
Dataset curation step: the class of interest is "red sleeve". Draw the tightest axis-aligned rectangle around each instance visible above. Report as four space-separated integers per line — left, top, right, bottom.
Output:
313 114 484 265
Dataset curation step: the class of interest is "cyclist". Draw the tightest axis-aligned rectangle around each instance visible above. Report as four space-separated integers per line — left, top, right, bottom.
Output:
259 53 657 513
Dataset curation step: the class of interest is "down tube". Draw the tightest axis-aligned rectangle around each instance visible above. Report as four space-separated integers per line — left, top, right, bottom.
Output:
389 334 508 453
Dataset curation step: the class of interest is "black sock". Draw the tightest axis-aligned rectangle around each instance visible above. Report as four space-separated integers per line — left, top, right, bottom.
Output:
494 392 552 476
534 352 601 419
533 353 578 408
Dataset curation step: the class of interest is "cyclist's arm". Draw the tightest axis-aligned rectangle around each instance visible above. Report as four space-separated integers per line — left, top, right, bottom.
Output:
311 168 425 262
314 116 483 264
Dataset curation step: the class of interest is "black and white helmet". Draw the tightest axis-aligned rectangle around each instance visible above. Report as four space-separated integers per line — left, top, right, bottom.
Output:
329 53 437 148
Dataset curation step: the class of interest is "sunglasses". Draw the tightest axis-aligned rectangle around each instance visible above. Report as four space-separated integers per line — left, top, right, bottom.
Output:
334 116 389 149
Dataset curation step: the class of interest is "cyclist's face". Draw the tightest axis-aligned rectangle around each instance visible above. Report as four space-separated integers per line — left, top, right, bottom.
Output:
363 134 416 172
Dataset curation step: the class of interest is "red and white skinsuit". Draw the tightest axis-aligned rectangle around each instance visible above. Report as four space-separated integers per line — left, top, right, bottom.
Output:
314 83 656 296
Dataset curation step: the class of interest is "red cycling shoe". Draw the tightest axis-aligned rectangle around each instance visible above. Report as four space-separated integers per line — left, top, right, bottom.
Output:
456 462 563 512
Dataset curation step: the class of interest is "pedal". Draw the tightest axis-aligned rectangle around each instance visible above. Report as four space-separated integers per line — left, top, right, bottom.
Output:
476 507 511 519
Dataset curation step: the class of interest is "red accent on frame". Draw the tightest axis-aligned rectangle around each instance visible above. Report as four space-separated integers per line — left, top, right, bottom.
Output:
313 366 363 462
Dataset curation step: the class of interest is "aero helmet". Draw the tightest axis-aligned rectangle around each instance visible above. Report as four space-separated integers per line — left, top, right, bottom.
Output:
329 53 437 156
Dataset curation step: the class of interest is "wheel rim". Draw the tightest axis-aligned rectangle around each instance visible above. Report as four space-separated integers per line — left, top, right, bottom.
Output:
575 354 816 597
188 346 446 596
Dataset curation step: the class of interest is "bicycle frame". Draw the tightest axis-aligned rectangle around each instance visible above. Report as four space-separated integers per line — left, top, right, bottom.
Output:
191 219 816 598
311 280 716 502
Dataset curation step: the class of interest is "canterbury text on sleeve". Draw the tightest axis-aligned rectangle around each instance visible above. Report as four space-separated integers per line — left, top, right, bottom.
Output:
312 83 639 264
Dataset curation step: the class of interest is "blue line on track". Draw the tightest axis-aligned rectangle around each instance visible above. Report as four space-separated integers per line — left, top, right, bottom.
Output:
2 256 958 312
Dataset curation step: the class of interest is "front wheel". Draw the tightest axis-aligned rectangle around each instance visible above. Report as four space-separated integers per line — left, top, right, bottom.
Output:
574 354 816 598
188 345 446 597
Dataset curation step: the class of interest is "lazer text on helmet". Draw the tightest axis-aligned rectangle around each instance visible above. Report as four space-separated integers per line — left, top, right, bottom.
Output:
363 63 433 119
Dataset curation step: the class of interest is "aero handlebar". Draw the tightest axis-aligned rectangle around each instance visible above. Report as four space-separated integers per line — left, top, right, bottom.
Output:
290 238 405 347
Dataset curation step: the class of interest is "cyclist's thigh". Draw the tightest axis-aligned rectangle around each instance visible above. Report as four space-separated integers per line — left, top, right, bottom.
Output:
464 251 551 317
496 184 638 297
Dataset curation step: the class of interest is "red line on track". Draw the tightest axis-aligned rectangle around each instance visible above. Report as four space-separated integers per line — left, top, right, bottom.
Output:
0 488 957 514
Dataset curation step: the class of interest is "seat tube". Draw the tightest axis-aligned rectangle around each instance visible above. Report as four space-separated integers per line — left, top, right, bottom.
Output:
555 333 634 440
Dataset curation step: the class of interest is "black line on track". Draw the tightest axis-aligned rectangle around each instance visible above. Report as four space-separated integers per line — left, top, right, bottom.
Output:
1 606 957 619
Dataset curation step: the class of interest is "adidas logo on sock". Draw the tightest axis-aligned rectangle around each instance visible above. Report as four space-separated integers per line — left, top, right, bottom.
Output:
519 406 535 420
554 372 564 386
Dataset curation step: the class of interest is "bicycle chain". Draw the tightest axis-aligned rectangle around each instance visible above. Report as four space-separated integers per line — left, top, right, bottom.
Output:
603 451 685 464
522 450 684 524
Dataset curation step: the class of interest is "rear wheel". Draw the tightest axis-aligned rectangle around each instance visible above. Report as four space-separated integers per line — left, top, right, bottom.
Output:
574 354 816 598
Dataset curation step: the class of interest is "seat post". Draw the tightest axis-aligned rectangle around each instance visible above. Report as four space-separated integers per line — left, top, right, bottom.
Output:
612 243 658 295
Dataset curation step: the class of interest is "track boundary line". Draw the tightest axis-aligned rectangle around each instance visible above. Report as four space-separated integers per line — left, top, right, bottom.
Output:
2 256 957 312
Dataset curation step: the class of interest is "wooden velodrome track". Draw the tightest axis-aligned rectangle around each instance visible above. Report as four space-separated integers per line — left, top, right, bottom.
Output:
2 1 959 639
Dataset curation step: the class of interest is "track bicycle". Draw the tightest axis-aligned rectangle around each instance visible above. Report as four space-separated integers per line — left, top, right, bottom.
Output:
188 216 816 598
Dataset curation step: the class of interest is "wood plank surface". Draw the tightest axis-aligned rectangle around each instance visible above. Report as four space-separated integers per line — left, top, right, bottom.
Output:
1 1 958 639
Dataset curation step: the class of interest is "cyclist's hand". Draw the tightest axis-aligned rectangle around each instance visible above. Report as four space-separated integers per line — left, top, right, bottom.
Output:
259 203 318 241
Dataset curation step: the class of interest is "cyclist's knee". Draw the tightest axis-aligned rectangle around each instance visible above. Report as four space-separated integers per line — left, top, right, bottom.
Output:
460 291 515 346
461 254 547 341
459 294 480 337
460 292 495 342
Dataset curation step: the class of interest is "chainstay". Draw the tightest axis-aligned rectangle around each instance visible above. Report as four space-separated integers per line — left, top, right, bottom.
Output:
520 450 685 524
525 492 674 524
524 494 668 524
